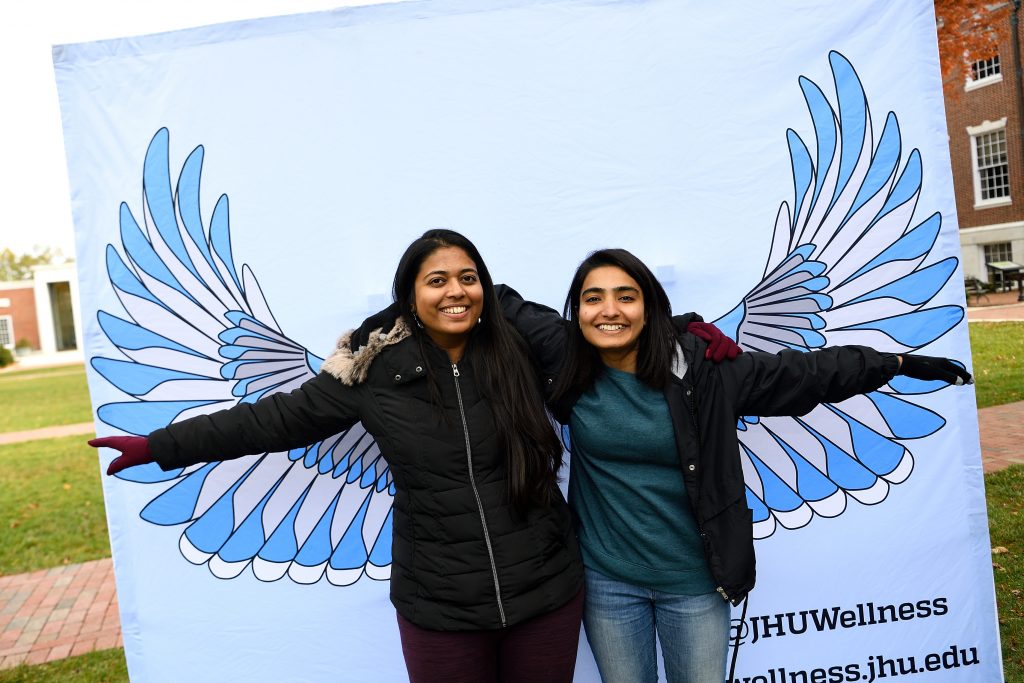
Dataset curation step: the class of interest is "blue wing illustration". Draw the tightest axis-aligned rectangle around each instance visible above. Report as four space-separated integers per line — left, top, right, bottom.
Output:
93 128 394 585
712 52 964 539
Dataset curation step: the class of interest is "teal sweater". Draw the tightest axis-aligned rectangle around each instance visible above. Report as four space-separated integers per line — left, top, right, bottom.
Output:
568 366 715 595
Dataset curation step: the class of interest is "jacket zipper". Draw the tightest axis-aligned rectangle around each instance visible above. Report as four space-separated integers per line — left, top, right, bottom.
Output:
452 362 507 627
685 380 730 602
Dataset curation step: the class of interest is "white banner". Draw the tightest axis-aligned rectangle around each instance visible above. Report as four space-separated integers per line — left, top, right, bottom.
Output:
55 0 1000 680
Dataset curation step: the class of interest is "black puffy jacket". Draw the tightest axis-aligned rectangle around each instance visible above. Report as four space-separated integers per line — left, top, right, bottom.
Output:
149 319 583 630
497 289 900 605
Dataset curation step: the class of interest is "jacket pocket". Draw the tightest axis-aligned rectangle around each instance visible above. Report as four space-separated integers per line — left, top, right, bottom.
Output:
700 498 755 602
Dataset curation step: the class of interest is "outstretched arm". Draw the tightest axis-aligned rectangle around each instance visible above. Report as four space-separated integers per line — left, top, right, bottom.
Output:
726 347 970 418
92 372 361 474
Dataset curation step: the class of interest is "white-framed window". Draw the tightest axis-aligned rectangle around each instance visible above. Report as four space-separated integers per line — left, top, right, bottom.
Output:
984 241 1013 263
965 54 1003 91
0 315 13 349
976 131 1011 201
967 118 1011 208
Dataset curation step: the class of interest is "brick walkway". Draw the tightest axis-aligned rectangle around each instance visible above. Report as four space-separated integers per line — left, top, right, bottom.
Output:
0 560 121 669
966 287 1024 320
978 401 1024 473
967 291 1024 471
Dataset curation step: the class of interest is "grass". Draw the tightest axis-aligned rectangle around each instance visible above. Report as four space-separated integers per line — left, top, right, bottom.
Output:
988 464 1024 681
0 435 110 575
0 364 91 433
0 648 127 682
970 322 1024 409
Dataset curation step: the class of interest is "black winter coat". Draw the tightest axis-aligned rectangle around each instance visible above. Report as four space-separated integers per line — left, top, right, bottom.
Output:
149 319 583 630
498 288 900 605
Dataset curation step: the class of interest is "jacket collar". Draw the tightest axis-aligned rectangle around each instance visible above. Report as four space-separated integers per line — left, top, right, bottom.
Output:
670 320 701 383
321 318 412 386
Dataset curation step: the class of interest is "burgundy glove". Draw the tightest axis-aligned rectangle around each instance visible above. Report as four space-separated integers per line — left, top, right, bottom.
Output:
89 436 154 475
687 321 743 362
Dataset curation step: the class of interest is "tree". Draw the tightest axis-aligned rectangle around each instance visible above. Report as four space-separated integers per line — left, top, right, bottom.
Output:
934 0 1010 95
0 247 65 281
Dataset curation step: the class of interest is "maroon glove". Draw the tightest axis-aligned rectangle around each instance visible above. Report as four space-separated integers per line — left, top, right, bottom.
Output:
89 436 154 475
687 321 743 362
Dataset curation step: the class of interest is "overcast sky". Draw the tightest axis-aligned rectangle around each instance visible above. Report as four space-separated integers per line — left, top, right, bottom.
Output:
0 0 390 259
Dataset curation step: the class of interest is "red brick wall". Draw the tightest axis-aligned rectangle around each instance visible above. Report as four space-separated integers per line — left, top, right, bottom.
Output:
944 5 1024 229
0 286 40 350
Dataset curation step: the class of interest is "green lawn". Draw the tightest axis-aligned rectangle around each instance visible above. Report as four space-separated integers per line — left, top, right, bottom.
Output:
0 364 92 433
0 435 110 575
0 648 127 682
988 465 1024 680
970 322 1024 409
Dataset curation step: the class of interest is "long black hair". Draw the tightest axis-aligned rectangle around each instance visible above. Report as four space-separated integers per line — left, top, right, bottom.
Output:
551 248 677 404
392 229 563 509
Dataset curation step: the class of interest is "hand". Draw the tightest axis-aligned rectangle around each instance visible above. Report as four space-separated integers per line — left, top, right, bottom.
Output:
897 355 974 386
348 302 402 352
688 321 743 362
89 436 154 475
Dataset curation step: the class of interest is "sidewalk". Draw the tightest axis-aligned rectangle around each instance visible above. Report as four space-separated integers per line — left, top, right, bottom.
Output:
967 290 1024 473
0 423 94 446
1 309 1022 671
0 561 121 669
966 287 1024 321
977 401 1024 473
1 351 86 372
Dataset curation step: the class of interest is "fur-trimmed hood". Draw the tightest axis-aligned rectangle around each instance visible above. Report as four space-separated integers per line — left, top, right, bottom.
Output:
321 318 412 386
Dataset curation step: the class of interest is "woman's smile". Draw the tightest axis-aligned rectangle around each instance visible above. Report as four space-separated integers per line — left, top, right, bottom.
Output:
412 246 485 359
577 265 646 372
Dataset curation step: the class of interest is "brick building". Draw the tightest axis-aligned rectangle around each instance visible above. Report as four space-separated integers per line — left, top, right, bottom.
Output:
0 263 81 355
943 1 1024 287
0 281 40 351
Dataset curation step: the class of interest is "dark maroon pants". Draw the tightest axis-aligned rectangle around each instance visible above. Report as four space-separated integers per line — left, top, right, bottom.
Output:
396 589 585 683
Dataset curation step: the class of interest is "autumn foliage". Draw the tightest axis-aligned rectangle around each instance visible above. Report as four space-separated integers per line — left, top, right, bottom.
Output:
934 0 1012 94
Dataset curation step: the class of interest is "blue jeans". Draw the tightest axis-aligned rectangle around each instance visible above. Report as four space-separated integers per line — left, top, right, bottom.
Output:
582 568 730 683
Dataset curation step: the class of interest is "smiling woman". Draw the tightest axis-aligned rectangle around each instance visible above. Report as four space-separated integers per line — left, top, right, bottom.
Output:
409 246 485 361
91 229 586 682
577 267 647 373
498 247 973 683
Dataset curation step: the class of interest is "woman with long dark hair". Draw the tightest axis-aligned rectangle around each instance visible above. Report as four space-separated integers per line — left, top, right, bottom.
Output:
498 248 971 683
90 229 585 682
